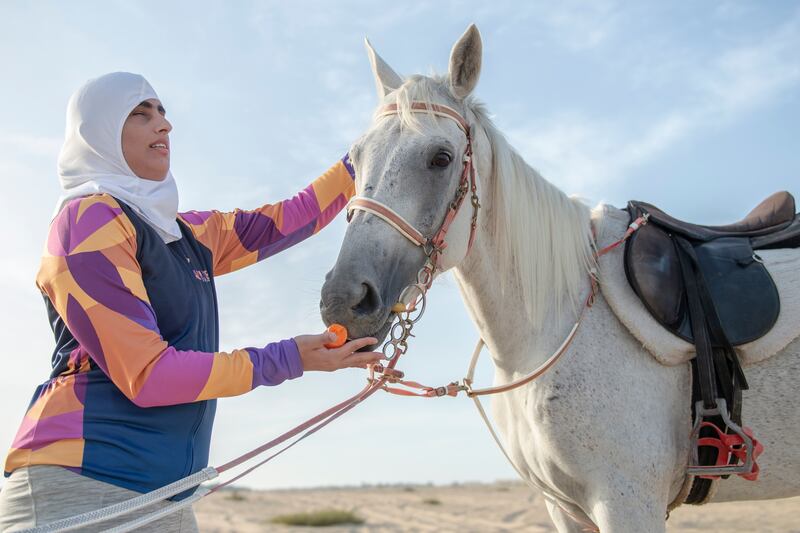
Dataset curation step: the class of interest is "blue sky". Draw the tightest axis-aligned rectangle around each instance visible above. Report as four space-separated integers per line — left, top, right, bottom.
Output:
0 1 798 490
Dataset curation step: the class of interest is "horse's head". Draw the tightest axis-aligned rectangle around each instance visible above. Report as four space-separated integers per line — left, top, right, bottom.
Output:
320 25 491 347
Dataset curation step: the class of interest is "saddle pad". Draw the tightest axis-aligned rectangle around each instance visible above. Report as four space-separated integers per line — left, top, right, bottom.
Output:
593 204 800 367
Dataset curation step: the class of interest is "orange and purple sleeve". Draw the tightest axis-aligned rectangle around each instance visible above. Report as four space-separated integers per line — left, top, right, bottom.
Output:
178 155 356 276
39 195 303 408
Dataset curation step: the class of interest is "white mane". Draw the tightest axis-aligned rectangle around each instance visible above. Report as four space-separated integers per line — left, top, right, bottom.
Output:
390 75 597 328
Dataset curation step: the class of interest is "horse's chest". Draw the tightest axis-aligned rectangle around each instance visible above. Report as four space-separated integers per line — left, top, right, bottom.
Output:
493 372 607 485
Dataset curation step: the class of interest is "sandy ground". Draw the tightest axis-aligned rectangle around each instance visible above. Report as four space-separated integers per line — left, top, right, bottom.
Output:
194 482 800 532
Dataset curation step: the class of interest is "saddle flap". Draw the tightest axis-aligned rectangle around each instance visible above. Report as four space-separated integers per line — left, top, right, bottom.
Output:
675 237 780 345
624 221 683 327
624 207 781 346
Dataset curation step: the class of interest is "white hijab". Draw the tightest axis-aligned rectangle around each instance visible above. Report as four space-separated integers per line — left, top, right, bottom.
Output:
54 72 182 243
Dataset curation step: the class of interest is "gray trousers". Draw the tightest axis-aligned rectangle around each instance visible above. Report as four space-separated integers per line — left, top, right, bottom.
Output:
0 466 198 532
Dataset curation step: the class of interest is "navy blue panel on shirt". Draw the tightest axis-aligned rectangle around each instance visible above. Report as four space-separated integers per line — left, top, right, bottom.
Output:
45 199 221 498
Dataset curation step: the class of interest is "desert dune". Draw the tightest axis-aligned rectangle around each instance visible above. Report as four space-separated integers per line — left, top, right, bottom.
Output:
195 482 800 532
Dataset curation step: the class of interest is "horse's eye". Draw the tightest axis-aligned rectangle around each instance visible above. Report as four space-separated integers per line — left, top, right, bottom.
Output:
431 152 452 168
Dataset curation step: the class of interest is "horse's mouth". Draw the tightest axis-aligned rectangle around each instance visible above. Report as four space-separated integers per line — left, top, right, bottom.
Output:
355 313 396 352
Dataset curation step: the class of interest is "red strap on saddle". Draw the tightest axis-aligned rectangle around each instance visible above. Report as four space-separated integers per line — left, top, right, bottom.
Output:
595 215 649 257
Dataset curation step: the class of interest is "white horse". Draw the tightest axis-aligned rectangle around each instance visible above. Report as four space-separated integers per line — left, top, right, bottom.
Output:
320 25 800 532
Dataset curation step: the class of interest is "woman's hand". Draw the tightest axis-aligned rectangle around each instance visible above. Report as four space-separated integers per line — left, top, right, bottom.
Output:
294 331 383 372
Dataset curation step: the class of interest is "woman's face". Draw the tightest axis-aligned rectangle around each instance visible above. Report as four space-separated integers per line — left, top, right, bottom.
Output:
121 98 172 181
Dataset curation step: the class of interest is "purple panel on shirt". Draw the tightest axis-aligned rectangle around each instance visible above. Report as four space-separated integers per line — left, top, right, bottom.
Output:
233 211 285 252
342 153 356 178
53 200 123 256
72 371 88 405
67 347 82 372
71 202 124 250
133 347 214 406
66 251 155 328
52 201 84 257
12 409 83 451
278 185 321 235
179 210 214 225
66 295 108 373
248 338 303 388
255 220 315 261
317 193 347 229
49 217 68 257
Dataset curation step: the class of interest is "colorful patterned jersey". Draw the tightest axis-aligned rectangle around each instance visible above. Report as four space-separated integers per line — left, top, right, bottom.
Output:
5 156 356 495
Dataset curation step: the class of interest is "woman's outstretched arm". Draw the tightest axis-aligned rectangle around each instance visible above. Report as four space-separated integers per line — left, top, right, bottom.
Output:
179 155 356 276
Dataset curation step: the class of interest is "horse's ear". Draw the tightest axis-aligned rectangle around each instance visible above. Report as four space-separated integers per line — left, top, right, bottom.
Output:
364 38 403 100
448 24 482 99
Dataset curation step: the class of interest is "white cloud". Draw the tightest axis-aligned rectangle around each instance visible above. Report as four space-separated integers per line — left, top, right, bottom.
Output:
504 9 800 192
541 0 621 51
0 132 62 158
699 13 800 113
477 0 622 51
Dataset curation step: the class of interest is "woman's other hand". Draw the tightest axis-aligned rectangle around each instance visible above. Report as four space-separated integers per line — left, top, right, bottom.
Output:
294 331 383 372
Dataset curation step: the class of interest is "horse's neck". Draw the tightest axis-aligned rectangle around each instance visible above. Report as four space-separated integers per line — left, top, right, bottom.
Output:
453 208 591 378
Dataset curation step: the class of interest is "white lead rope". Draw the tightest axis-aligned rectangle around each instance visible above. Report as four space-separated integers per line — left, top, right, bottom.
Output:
102 487 211 533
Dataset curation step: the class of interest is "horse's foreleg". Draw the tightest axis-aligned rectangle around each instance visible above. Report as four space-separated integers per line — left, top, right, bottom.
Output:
545 499 597 533
589 494 667 533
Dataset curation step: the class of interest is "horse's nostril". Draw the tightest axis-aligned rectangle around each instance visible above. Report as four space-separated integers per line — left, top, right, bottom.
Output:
352 282 381 316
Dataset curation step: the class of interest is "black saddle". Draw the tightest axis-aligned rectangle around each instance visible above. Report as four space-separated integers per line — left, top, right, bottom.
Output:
625 191 798 347
623 191 800 503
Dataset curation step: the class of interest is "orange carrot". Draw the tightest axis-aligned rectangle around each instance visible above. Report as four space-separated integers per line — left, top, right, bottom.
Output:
324 323 348 349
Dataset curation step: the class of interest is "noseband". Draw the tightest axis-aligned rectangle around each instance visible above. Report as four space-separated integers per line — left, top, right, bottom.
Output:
346 102 481 289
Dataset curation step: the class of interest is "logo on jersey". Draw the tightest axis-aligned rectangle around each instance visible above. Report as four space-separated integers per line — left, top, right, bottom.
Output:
193 269 211 282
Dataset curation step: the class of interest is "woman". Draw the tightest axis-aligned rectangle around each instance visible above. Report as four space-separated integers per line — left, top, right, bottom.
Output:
0 72 380 532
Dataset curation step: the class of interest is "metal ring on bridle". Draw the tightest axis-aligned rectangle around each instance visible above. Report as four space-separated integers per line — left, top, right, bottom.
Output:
398 283 427 324
417 267 434 287
382 340 399 360
390 320 408 341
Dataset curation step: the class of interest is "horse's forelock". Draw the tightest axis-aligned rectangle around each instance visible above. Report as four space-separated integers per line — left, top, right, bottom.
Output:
378 75 464 134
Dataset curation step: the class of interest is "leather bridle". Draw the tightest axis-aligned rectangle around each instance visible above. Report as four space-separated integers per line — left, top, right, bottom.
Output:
346 102 481 290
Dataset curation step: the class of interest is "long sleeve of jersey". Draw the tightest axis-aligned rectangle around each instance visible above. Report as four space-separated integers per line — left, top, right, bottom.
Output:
37 194 306 408
178 155 356 276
